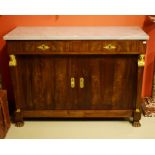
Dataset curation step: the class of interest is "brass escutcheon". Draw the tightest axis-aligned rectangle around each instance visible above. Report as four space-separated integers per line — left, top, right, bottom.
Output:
37 44 50 51
80 77 84 88
71 77 75 88
103 44 116 50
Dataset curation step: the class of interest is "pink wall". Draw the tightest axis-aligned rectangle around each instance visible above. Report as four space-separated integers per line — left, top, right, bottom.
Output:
0 15 149 104
142 27 155 97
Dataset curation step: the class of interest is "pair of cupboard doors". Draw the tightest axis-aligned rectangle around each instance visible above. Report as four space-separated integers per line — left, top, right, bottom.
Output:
16 54 137 111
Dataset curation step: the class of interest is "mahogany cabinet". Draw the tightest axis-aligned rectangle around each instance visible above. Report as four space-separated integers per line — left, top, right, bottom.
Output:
3 27 149 127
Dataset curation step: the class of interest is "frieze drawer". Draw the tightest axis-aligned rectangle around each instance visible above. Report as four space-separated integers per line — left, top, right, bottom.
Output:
7 40 146 54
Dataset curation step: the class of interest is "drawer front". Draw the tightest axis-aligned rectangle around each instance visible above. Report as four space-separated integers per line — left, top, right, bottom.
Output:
89 40 146 54
7 40 146 54
7 41 67 54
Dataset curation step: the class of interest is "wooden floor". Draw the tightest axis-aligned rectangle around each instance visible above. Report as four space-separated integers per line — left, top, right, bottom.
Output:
5 115 155 139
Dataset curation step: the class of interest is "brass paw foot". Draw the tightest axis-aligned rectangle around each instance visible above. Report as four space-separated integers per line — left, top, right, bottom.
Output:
132 121 141 127
15 121 24 127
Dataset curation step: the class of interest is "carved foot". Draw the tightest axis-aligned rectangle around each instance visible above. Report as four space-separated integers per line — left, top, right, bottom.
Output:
132 121 141 127
15 121 24 127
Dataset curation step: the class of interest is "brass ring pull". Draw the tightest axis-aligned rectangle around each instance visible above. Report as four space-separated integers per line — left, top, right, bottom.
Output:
103 44 116 50
37 44 50 51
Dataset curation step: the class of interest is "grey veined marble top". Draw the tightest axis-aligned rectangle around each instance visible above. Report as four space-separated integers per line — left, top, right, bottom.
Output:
3 26 149 40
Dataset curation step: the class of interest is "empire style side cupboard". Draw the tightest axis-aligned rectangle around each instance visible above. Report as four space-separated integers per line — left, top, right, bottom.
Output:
3 27 149 127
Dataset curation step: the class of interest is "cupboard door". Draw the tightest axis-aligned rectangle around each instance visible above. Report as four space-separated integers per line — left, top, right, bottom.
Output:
15 55 73 110
75 55 137 110
15 55 82 110
54 56 78 110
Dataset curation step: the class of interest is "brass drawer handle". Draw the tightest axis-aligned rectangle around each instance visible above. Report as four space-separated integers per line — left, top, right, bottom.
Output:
71 77 75 88
80 77 84 88
103 44 116 50
37 44 50 50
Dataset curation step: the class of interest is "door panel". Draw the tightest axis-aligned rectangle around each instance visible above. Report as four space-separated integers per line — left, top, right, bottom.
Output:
74 55 137 110
17 55 72 110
